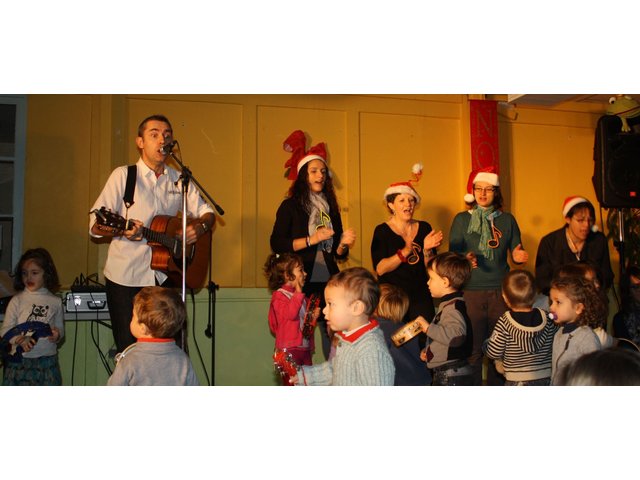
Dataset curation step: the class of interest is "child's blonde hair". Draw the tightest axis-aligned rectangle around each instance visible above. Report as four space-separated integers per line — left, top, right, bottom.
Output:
550 276 603 328
376 283 409 324
326 267 380 316
502 269 536 309
133 286 186 338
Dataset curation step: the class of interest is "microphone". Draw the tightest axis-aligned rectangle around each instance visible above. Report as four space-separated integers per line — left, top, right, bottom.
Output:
160 140 177 155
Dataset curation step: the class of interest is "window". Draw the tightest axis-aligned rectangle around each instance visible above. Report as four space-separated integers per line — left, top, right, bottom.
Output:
0 95 26 273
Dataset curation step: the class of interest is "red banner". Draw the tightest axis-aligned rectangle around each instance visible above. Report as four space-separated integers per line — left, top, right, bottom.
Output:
469 99 500 173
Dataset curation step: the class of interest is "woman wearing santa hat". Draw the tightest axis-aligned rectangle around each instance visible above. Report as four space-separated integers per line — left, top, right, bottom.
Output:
449 167 529 386
535 196 613 297
270 130 356 360
371 164 444 355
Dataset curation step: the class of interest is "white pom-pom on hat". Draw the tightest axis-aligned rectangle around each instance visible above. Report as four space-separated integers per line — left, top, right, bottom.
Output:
384 183 421 205
383 163 424 205
464 167 500 203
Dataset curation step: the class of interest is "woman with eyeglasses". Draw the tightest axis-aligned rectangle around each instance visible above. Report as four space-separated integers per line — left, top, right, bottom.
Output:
448 168 529 385
371 165 444 358
534 196 613 298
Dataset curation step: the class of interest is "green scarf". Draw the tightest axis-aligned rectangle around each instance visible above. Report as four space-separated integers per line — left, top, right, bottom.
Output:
467 205 497 261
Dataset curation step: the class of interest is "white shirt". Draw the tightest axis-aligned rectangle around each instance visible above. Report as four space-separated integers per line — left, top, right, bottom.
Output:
89 158 213 286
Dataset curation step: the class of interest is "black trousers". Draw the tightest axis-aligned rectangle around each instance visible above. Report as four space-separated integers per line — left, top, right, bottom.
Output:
106 277 184 354
463 289 507 386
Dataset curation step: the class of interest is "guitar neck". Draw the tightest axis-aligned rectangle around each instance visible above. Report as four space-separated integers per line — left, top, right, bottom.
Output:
140 225 180 254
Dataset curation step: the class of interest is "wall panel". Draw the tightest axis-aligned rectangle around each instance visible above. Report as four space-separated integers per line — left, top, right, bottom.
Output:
127 98 244 287
360 111 463 270
25 95 93 285
508 122 602 269
256 104 348 287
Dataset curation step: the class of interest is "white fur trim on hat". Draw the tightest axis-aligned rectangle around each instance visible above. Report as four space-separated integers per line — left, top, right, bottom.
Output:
562 196 589 218
296 154 326 173
473 171 500 187
384 184 421 205
464 170 500 203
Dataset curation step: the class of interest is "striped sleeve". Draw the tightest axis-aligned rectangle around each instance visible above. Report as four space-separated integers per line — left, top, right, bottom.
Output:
485 315 508 360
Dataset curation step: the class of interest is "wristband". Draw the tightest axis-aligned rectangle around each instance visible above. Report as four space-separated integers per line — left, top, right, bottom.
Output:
396 249 408 263
306 236 311 248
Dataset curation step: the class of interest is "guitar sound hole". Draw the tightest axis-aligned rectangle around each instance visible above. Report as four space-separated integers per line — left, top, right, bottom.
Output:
172 244 196 264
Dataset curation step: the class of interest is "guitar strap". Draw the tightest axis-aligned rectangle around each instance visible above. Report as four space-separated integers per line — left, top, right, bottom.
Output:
123 164 137 208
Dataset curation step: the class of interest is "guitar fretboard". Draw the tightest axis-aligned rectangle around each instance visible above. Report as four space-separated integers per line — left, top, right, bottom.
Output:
140 226 181 256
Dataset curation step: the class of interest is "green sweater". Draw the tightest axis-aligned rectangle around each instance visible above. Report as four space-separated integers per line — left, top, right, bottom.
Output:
299 321 395 386
449 210 523 290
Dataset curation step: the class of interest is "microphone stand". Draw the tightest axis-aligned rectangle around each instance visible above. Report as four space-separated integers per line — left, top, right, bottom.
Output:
166 143 224 383
615 208 627 280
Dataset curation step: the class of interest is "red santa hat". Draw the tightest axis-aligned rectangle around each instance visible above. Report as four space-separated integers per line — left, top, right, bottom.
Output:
562 195 599 232
384 163 423 205
562 196 590 218
463 166 500 203
283 130 327 181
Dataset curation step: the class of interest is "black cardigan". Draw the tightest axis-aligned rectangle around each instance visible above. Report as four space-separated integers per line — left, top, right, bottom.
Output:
534 226 614 295
270 197 347 283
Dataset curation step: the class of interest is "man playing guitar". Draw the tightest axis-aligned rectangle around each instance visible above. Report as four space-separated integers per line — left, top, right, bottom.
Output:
89 115 215 354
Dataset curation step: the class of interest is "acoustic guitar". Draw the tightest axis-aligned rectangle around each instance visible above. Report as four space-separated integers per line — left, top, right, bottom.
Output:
92 207 211 289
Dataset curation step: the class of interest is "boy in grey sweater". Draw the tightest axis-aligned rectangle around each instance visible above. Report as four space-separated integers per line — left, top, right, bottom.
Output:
107 286 199 386
291 267 395 386
416 252 473 386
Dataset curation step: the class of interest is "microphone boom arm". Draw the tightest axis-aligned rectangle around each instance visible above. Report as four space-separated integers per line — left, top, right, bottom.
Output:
167 149 225 216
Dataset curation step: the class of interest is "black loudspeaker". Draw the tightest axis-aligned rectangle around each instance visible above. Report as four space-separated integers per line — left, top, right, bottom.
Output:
593 114 640 209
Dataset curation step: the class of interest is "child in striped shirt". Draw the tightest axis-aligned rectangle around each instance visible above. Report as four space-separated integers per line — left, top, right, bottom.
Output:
484 270 557 386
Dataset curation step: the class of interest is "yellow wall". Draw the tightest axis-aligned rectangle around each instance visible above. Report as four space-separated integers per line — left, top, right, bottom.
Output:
25 94 612 289
20 94 615 385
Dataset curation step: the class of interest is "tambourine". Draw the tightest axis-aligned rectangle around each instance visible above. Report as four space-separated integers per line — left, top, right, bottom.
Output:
273 348 299 378
391 319 423 347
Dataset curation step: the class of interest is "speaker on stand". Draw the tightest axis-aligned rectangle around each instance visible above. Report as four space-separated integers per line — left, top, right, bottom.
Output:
592 114 640 279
